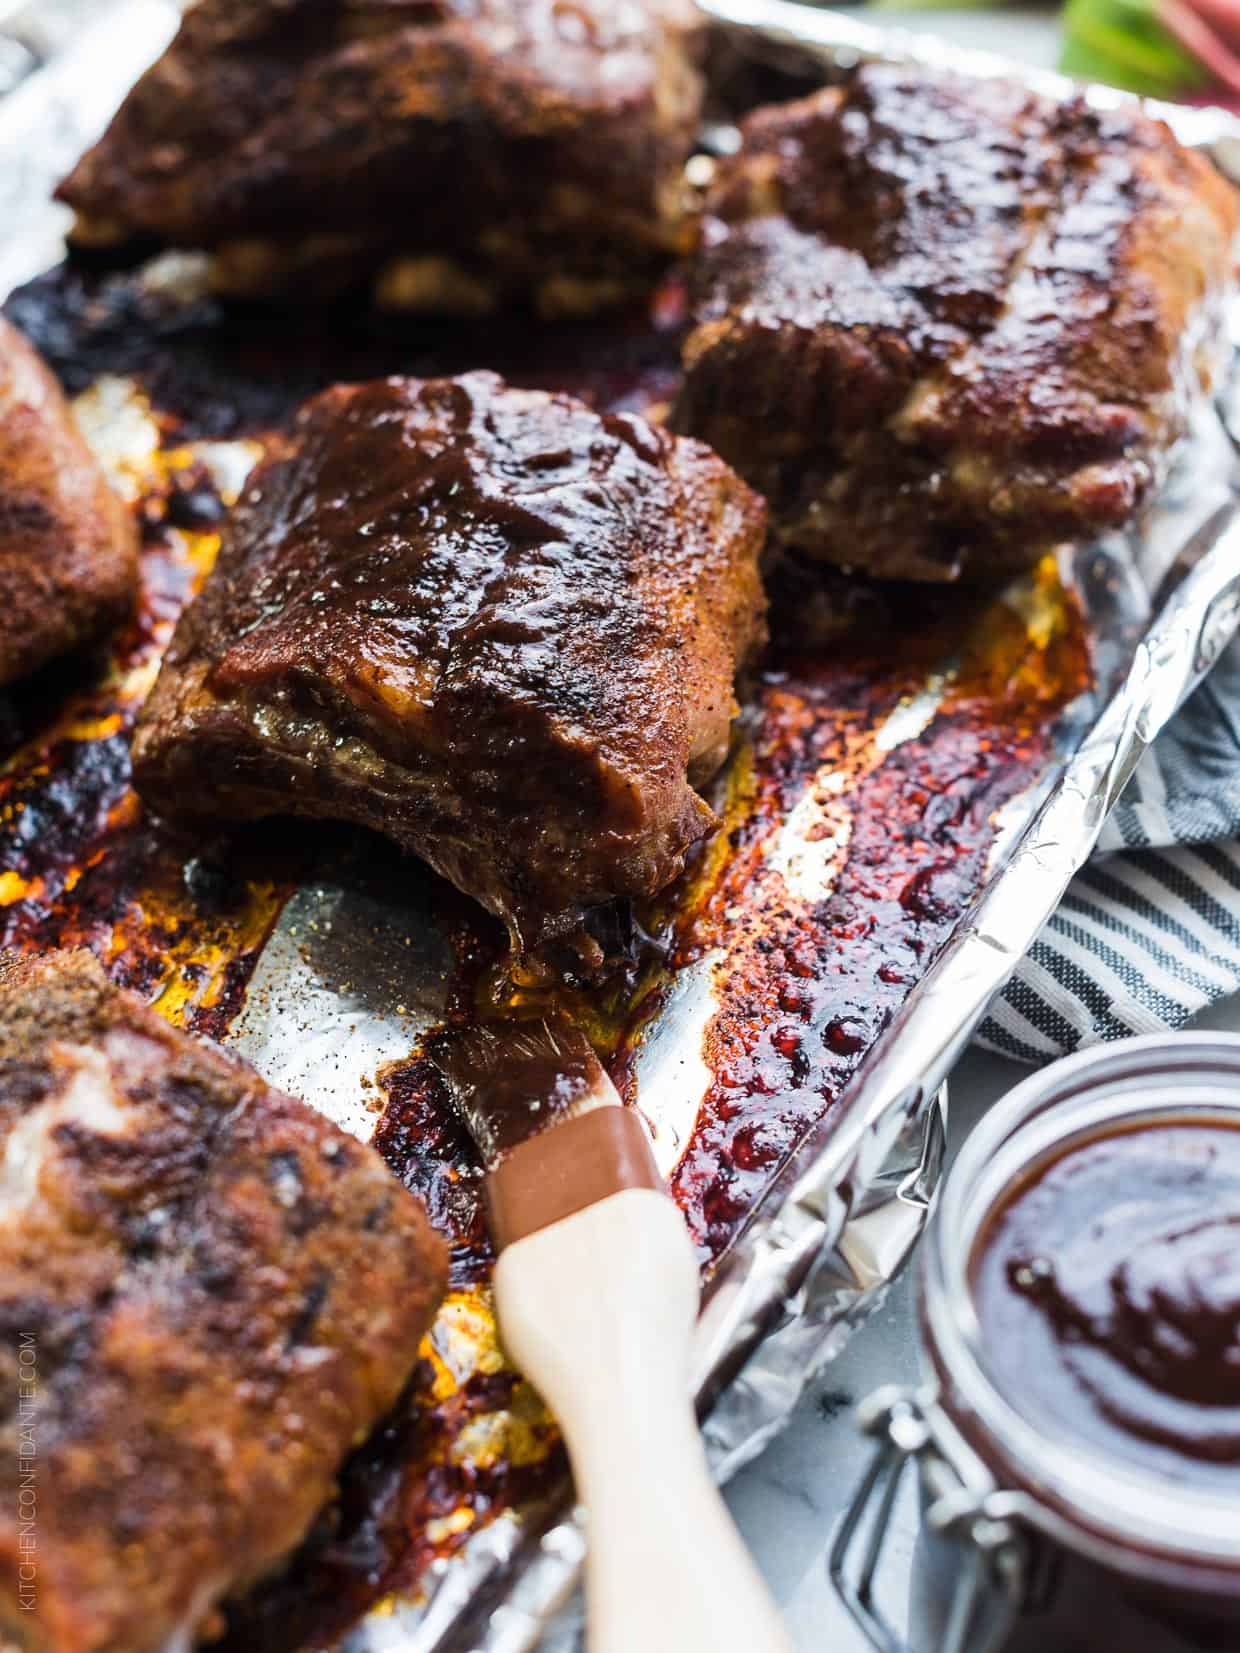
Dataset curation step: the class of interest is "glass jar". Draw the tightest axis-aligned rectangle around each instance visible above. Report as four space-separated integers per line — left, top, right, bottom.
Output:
831 1033 1240 1653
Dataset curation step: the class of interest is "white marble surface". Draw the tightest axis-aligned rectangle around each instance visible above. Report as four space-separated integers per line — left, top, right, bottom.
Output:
723 993 1240 1650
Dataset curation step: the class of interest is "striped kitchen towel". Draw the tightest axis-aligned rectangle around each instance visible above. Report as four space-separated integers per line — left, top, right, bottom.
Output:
976 633 1240 1063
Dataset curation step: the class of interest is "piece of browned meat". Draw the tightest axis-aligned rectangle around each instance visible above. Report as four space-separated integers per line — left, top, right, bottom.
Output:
676 66 1238 581
0 947 447 1653
0 318 137 685
57 0 705 317
132 371 767 963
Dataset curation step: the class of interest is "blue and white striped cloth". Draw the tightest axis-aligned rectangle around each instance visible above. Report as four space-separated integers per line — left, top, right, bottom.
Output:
977 635 1240 1063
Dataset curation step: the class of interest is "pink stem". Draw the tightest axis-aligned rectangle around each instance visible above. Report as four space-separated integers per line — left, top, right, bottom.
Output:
1170 0 1240 51
1157 0 1240 93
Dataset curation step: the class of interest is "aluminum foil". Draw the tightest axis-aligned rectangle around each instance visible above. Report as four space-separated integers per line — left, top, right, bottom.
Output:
3 7 1240 1651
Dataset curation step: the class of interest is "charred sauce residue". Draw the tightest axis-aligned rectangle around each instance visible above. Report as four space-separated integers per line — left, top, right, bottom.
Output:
665 560 1089 1256
3 261 1090 1647
0 413 294 1032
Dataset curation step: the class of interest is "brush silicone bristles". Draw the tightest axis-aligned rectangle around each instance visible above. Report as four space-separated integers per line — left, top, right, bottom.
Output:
426 1019 612 1171
426 1019 662 1250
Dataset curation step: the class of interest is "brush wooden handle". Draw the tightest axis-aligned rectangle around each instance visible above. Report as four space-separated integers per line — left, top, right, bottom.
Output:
493 1186 795 1653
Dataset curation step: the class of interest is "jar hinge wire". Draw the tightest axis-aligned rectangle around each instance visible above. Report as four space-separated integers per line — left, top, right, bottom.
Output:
828 1385 1029 1653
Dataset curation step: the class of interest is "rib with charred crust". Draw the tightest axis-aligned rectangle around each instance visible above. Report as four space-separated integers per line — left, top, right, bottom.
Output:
0 318 136 685
132 371 767 964
676 66 1238 580
0 947 447 1653
57 0 705 317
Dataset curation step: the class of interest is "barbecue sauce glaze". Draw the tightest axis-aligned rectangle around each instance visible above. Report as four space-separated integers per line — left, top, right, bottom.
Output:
972 1119 1240 1484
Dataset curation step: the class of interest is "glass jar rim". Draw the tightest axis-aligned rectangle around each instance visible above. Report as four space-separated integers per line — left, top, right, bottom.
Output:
923 1032 1240 1575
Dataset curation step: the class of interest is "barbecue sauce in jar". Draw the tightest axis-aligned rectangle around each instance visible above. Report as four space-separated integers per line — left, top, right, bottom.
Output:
839 1038 1240 1653
963 1111 1240 1651
973 1119 1240 1488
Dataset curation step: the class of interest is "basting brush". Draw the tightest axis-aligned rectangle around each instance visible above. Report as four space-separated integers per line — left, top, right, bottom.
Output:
427 1018 794 1653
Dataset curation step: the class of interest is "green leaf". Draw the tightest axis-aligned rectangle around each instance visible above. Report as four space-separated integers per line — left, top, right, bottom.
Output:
1058 0 1211 95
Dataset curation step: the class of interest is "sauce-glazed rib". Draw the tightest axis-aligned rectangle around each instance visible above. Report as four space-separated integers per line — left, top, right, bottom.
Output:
676 66 1238 580
57 0 705 317
132 371 767 967
0 318 136 685
0 948 447 1653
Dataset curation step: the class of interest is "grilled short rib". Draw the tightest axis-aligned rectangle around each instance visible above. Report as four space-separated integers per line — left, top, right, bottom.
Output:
0 948 447 1653
676 66 1238 581
0 318 136 685
132 371 767 963
57 0 704 317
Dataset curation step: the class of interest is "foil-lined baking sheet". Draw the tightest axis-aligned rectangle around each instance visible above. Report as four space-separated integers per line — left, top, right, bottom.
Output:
1 7 1239 1651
